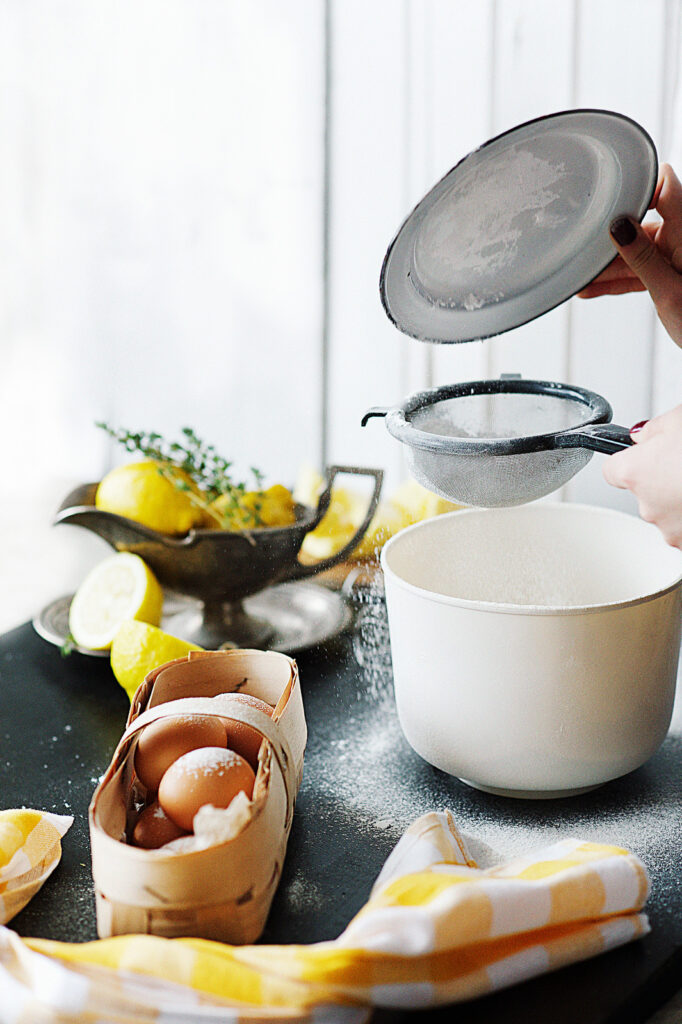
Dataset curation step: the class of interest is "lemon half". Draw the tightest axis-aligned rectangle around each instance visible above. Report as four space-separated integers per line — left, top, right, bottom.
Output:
110 621 203 701
68 553 164 651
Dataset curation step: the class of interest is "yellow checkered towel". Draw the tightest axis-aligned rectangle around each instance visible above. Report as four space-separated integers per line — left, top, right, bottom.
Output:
0 809 73 927
0 810 649 1023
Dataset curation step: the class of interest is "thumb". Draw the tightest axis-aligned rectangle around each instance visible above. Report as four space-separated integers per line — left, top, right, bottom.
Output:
609 216 680 304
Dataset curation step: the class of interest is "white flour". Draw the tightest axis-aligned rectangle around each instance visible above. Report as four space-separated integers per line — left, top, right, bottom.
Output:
414 145 567 303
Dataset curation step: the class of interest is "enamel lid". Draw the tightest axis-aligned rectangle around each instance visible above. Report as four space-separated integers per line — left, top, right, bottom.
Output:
380 109 658 343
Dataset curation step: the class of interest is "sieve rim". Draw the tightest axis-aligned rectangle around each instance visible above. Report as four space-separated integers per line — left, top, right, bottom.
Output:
383 378 612 456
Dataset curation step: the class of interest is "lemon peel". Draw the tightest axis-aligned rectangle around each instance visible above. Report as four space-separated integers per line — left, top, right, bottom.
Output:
110 621 203 702
95 461 204 535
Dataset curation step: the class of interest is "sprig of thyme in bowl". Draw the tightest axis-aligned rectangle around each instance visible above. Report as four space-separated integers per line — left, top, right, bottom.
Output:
96 423 266 528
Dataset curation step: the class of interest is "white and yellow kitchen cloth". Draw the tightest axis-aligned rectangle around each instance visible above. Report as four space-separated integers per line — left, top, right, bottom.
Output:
0 809 73 927
0 809 650 1023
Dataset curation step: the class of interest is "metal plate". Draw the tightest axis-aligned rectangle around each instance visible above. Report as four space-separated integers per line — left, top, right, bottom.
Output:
381 109 658 343
243 582 352 653
33 597 110 657
33 582 352 657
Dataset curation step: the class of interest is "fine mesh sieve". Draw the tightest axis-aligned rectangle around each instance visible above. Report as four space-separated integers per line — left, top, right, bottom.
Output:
362 378 634 508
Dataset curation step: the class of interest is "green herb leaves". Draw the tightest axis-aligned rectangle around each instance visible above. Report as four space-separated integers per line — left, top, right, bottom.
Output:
96 423 266 528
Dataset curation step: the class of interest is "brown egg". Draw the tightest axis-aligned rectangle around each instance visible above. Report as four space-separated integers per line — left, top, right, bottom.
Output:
158 746 256 832
219 694 274 770
134 714 227 792
131 800 189 849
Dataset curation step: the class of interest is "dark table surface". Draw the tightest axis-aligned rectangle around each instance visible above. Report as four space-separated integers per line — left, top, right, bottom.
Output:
2 618 682 1023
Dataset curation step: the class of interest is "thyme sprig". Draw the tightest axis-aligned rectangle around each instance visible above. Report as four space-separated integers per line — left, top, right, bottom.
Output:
60 632 75 657
96 423 266 528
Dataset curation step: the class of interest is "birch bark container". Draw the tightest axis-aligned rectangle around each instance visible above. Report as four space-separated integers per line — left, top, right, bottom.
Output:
89 648 306 943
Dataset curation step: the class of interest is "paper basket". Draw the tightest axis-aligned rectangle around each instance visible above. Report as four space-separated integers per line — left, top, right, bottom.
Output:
89 648 306 943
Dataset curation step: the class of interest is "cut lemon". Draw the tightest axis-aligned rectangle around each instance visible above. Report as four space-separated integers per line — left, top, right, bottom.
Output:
292 464 326 508
68 553 164 652
298 472 461 563
390 478 459 520
110 621 203 702
351 502 413 559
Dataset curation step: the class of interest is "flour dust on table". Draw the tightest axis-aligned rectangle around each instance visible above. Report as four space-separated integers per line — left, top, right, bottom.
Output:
312 636 682 904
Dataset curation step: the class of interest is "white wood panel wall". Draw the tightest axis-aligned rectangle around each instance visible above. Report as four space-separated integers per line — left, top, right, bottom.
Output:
328 0 682 510
1 0 681 631
0 0 325 629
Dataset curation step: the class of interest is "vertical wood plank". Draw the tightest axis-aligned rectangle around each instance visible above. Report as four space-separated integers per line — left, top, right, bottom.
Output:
0 0 325 629
566 0 666 510
418 0 495 390
326 0 411 489
0 0 325 495
484 0 575 386
651 0 682 416
402 0 435 397
403 0 578 394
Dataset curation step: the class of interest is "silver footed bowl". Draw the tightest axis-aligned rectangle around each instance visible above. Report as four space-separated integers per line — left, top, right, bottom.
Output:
56 464 383 649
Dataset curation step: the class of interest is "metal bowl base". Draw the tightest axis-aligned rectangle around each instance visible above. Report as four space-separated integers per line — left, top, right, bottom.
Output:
166 600 275 650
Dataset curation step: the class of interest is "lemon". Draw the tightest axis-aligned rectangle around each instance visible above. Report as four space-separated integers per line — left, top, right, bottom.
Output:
295 467 364 559
349 483 458 559
254 484 297 526
297 471 461 563
293 466 362 519
351 502 413 559
95 461 204 535
209 484 297 530
68 553 164 651
390 479 459 521
300 486 370 560
110 621 203 701
293 464 325 507
301 513 356 560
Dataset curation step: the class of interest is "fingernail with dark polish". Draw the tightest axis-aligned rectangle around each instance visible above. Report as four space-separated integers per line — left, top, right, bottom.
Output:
630 420 648 434
610 216 637 247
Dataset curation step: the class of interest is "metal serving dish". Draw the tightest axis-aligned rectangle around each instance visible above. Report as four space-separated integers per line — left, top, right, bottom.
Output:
55 464 383 648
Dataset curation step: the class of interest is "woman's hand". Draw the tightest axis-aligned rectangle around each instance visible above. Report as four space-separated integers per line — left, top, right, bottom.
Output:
579 163 682 347
603 406 682 548
580 163 682 545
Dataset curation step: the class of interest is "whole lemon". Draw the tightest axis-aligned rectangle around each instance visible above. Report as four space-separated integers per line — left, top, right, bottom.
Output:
95 461 204 535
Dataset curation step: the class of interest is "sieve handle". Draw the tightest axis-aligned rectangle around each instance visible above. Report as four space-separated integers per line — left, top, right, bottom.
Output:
555 423 634 454
361 407 390 426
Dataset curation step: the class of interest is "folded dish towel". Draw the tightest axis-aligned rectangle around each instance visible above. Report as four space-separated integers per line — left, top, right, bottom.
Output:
0 809 73 927
0 810 649 1023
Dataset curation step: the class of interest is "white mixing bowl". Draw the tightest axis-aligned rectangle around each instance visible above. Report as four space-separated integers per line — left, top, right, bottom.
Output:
381 503 682 798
